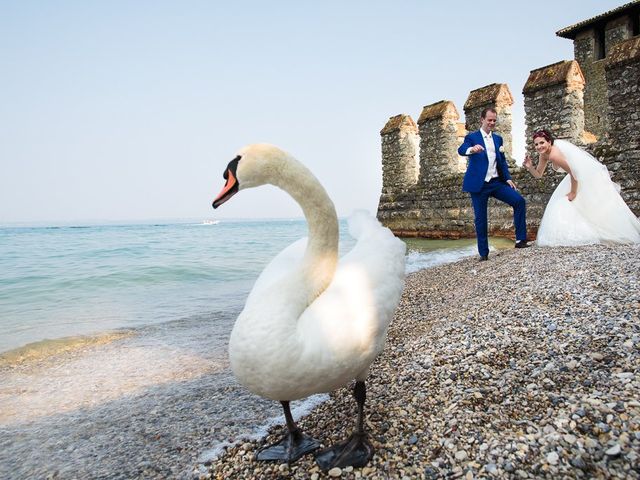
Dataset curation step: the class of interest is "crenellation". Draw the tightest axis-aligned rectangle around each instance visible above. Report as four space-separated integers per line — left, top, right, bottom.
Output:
416 101 462 184
380 114 419 195
523 60 588 154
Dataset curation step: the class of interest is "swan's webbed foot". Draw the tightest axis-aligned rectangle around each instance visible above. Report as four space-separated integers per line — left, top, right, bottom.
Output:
315 432 374 470
256 428 320 463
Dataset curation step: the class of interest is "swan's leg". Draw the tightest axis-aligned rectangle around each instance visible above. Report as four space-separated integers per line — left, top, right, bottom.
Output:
256 401 320 462
315 381 374 471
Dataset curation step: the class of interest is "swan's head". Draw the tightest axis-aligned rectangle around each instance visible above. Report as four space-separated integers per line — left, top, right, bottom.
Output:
212 144 290 209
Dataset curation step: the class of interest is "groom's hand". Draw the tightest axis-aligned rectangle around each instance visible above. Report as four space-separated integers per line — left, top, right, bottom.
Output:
470 145 485 154
507 180 518 190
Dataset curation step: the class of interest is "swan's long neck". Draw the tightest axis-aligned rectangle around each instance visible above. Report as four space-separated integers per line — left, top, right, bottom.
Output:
272 157 339 301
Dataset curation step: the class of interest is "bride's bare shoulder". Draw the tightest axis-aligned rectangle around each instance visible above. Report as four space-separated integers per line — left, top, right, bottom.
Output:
549 144 566 161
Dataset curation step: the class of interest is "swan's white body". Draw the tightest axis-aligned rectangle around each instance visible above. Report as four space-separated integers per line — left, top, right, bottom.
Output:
225 144 406 401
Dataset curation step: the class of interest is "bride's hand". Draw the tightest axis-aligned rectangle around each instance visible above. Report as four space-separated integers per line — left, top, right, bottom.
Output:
523 155 532 168
567 191 577 201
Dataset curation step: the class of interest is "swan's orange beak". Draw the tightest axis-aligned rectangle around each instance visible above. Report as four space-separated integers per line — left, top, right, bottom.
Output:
212 156 241 209
212 169 238 209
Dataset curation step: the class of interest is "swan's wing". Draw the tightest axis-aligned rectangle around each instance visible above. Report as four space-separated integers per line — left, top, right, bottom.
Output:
296 211 406 375
245 237 308 306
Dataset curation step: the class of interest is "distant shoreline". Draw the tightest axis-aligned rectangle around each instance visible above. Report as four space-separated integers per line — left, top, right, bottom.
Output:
0 217 309 228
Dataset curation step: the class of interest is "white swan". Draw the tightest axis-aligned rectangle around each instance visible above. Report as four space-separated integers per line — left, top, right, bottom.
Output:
212 144 406 469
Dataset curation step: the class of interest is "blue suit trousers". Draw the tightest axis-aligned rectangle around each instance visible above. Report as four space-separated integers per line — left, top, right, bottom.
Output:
470 178 527 257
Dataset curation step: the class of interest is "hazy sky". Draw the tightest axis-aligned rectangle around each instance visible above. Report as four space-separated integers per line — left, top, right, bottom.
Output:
0 1 624 224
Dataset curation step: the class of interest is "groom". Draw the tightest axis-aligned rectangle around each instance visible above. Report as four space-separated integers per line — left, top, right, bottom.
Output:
458 108 529 261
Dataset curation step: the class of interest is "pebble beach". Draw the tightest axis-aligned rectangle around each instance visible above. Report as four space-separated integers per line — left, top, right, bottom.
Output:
207 244 640 479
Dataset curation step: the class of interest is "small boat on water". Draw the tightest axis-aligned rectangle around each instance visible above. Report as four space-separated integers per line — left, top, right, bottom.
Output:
202 220 220 225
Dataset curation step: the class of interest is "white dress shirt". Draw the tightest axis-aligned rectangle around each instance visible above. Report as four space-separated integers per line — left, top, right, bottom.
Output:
481 129 498 181
466 128 499 181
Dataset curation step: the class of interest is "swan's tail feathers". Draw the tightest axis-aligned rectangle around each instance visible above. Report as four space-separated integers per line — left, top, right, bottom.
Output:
347 210 391 240
347 210 406 255
345 210 406 303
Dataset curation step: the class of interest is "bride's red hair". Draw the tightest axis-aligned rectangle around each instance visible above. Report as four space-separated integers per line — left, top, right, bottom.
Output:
533 129 554 144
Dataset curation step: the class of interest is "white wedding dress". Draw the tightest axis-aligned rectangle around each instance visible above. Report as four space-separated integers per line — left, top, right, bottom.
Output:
536 139 640 247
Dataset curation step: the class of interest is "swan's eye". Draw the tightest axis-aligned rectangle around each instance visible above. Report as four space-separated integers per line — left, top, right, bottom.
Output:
224 155 241 180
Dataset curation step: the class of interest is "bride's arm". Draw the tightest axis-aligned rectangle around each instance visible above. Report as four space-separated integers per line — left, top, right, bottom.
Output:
550 151 578 201
523 154 547 178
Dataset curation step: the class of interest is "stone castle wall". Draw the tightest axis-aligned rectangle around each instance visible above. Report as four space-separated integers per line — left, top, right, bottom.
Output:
600 35 640 209
377 44 640 239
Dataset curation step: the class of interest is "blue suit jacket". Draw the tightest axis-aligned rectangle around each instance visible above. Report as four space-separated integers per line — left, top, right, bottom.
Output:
458 130 512 193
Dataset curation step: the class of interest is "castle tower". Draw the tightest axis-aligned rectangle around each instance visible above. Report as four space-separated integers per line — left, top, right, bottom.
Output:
605 36 640 153
463 83 514 165
522 60 587 154
557 2 640 139
604 35 640 214
379 114 419 194
416 101 461 184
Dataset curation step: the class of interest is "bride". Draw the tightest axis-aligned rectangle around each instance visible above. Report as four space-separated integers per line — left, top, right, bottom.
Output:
523 129 640 246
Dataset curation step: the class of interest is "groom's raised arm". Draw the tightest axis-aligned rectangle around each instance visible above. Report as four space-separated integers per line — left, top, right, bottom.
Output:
458 134 472 156
458 133 481 156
